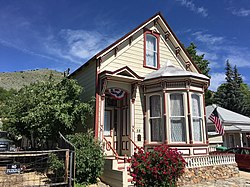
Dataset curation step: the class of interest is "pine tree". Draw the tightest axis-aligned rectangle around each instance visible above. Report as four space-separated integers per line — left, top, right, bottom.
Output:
214 61 248 115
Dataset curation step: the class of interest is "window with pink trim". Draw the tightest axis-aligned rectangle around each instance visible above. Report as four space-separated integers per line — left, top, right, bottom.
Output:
144 31 160 69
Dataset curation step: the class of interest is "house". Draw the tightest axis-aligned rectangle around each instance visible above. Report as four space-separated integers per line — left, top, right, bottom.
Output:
206 105 250 150
70 13 212 186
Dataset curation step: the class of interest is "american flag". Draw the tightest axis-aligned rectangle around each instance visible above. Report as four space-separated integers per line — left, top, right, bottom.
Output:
209 108 224 135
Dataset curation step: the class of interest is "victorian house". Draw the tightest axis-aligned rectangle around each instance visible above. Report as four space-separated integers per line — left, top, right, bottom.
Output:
70 13 211 186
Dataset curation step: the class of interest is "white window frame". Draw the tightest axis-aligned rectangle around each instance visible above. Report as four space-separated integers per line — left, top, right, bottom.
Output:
146 34 157 68
146 93 163 143
168 92 188 144
190 93 204 143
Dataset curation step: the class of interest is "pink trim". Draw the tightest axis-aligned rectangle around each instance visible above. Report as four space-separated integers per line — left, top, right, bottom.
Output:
193 148 208 155
143 30 160 69
94 67 100 138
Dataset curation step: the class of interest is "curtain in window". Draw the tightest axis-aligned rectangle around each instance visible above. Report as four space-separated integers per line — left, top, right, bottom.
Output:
146 35 157 67
104 110 111 136
192 94 202 141
170 94 186 142
149 95 162 142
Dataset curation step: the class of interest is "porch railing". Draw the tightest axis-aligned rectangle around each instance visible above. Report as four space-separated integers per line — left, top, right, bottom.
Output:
184 154 236 168
128 137 143 152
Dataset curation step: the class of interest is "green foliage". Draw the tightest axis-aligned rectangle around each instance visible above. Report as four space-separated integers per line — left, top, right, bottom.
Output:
1 78 93 149
186 42 213 105
67 131 104 185
48 153 65 177
130 145 186 187
186 42 210 77
214 61 248 115
0 87 16 117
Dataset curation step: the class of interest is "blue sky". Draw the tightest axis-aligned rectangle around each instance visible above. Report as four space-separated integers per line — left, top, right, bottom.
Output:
1 0 250 91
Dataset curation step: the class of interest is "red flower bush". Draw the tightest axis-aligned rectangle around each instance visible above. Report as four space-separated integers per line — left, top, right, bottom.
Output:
129 145 186 186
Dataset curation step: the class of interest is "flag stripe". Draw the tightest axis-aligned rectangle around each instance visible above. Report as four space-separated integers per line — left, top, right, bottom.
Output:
209 108 224 135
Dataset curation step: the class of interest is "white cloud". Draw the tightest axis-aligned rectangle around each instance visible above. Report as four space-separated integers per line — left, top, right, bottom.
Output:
192 32 224 45
232 8 250 17
209 72 225 91
45 29 117 64
175 0 208 17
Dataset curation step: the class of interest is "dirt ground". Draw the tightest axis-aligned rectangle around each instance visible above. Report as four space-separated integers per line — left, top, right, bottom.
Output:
0 166 48 187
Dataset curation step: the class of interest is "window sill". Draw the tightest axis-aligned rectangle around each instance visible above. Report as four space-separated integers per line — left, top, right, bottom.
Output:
143 64 159 70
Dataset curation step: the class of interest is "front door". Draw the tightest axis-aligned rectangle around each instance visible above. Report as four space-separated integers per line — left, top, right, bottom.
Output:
104 92 130 156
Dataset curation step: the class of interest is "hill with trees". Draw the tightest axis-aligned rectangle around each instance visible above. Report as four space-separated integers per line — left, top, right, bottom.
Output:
0 69 64 90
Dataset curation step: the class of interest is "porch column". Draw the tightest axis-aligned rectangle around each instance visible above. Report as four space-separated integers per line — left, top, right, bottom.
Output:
240 132 243 147
130 98 135 154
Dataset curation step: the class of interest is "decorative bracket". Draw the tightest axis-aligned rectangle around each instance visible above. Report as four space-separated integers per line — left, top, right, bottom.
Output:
175 46 181 56
164 31 170 41
131 82 139 103
185 61 191 70
100 78 108 100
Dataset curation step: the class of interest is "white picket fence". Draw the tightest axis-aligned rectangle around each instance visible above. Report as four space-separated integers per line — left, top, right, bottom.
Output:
185 154 236 168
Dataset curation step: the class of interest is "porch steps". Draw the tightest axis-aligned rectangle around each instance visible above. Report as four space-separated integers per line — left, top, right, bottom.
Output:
117 159 133 185
101 156 134 187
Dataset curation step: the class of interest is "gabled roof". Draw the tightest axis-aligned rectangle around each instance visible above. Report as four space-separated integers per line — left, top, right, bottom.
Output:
70 12 201 77
144 64 209 81
206 105 250 124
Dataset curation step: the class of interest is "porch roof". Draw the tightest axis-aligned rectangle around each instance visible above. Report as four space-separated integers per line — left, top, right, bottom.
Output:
144 64 209 81
206 105 250 125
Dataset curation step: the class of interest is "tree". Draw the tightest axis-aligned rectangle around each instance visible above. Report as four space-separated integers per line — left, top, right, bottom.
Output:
214 61 248 115
67 131 104 185
186 42 213 105
186 42 210 77
1 78 93 149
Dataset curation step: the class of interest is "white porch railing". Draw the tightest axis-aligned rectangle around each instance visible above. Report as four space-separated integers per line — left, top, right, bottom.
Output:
184 154 236 168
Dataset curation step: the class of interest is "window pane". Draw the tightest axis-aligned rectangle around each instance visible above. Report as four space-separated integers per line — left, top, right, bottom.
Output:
104 110 111 135
171 117 186 142
193 118 202 141
192 94 201 116
170 94 184 116
146 34 157 67
150 95 161 117
150 118 162 142
146 35 156 51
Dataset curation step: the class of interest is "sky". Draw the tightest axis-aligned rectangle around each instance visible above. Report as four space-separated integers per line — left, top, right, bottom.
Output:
1 0 250 91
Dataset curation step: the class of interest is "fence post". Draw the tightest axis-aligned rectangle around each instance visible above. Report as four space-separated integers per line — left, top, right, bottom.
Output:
65 150 69 185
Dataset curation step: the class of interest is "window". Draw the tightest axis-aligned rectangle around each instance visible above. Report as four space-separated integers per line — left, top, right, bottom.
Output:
144 31 159 69
191 94 203 142
149 95 162 142
104 110 111 136
170 93 186 142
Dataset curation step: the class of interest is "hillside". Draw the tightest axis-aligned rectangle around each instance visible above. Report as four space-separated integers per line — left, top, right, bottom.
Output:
0 69 64 90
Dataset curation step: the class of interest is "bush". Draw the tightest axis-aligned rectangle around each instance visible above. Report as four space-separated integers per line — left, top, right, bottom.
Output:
129 145 186 187
67 131 104 185
48 153 65 182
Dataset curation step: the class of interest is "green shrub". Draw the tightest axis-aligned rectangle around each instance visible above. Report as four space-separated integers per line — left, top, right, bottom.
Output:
67 130 104 185
129 144 186 187
48 153 65 181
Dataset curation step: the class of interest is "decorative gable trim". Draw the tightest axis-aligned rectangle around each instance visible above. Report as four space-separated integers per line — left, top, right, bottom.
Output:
70 12 202 77
99 66 144 81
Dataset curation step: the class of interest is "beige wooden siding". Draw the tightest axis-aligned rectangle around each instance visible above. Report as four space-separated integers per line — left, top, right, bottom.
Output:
72 61 96 130
73 61 96 102
99 27 185 78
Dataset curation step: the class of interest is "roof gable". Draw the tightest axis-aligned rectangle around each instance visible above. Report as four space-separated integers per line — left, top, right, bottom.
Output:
70 12 202 77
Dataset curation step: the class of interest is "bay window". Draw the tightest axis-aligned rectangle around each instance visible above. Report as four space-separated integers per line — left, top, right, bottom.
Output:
170 93 186 142
149 95 163 142
191 93 203 142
